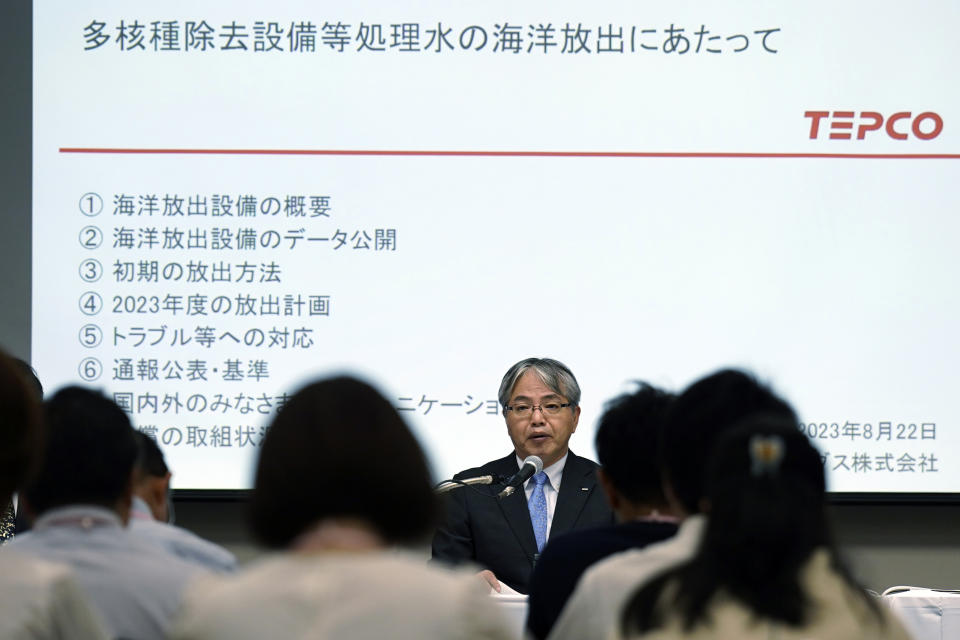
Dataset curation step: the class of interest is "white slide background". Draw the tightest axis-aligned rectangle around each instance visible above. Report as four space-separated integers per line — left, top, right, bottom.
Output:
33 1 960 491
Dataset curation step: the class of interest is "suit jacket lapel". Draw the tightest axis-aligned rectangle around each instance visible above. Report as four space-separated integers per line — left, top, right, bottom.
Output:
492 454 539 560
550 451 598 537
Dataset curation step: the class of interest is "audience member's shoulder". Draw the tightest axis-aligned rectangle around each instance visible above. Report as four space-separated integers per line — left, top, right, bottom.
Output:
0 550 108 639
584 514 706 578
579 546 649 587
122 529 211 577
380 549 495 595
179 550 490 609
1 546 74 585
172 551 513 640
569 531 688 602
167 529 237 571
131 519 237 572
802 550 913 640
307 549 498 602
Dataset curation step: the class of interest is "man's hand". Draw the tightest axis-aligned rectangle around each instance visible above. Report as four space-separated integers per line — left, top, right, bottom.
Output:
476 569 501 593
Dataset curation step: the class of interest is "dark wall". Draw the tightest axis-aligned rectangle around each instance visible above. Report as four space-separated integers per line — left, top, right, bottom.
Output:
0 0 31 361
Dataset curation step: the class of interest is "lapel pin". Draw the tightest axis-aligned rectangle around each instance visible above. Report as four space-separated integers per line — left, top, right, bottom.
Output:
581 487 589 491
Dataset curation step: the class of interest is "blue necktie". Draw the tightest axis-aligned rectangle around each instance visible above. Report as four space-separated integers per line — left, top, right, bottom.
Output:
528 471 548 552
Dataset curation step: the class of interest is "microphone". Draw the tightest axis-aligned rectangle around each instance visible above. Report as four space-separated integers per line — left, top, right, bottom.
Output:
498 455 543 498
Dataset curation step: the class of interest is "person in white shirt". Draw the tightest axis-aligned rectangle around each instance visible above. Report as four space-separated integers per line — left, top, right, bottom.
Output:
171 376 517 640
11 386 204 640
0 350 107 639
129 431 237 572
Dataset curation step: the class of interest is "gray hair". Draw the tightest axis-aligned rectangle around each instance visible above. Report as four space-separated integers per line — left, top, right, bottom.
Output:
498 357 581 415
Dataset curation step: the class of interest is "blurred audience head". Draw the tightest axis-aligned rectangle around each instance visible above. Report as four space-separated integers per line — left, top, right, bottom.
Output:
12 357 43 399
250 376 439 549
134 431 172 522
594 382 675 518
661 369 796 516
0 350 44 506
623 415 849 633
24 386 139 520
698 416 830 599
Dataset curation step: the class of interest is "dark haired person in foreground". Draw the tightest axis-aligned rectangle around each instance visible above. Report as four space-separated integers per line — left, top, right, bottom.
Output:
4 356 43 538
617 417 911 640
1 357 40 542
130 432 237 572
0 355 108 638
549 369 796 640
432 357 613 594
525 383 679 640
171 376 515 640
11 387 203 640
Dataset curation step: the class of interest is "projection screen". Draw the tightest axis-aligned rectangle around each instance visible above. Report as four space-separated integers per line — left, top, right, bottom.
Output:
32 1 960 496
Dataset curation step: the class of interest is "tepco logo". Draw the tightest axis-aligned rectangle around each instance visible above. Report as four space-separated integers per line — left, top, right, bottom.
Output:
804 111 943 141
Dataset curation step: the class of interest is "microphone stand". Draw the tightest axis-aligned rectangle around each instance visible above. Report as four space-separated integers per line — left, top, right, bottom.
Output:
434 475 500 494
497 484 522 499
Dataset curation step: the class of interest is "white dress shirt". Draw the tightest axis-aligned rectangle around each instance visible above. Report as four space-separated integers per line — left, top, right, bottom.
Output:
0 549 108 639
9 505 206 640
128 497 237 573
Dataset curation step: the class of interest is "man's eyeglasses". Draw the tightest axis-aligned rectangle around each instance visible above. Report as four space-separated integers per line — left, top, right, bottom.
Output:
504 403 572 417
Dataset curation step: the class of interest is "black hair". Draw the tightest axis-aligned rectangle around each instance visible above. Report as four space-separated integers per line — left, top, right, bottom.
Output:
24 386 139 514
660 369 796 515
135 431 169 478
594 383 674 506
13 358 43 399
250 376 439 548
0 350 43 505
622 416 878 634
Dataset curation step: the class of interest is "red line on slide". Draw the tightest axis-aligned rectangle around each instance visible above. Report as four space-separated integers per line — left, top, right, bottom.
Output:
59 147 960 159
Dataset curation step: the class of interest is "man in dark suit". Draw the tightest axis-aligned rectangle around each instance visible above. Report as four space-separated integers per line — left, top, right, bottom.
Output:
431 357 614 594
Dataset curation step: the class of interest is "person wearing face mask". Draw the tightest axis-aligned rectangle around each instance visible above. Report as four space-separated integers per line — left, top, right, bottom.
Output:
128 431 237 573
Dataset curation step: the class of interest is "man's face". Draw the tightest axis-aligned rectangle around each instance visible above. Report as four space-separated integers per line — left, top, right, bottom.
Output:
504 370 580 468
